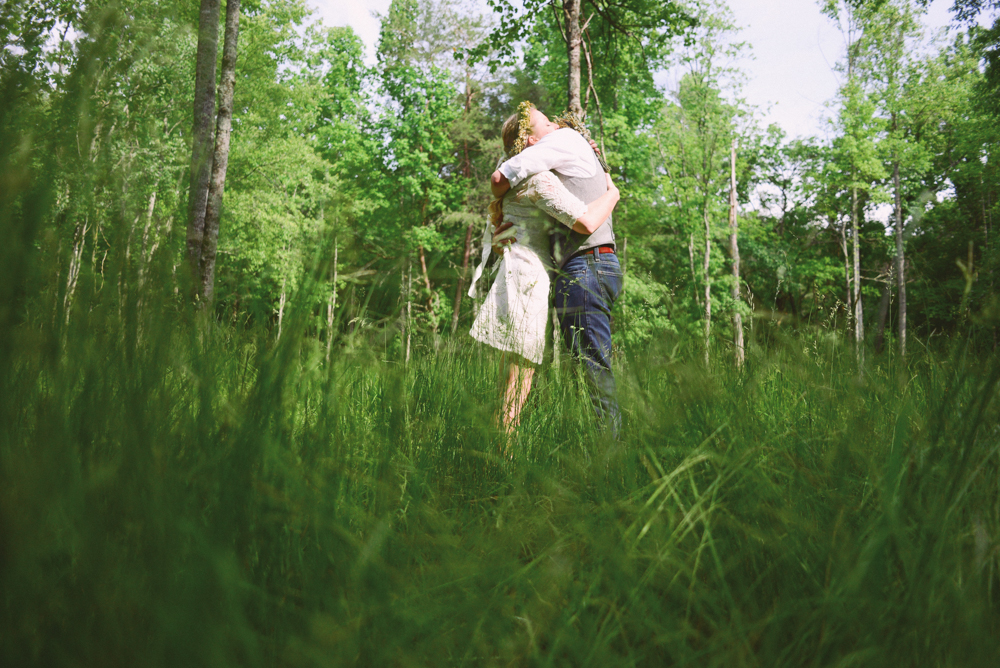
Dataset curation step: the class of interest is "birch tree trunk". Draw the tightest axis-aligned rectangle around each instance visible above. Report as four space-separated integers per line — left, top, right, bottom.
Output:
875 265 892 355
566 0 583 116
841 221 851 317
703 197 712 368
186 0 220 287
405 259 413 364
451 222 475 334
418 245 437 334
987 188 997 351
64 219 89 324
139 191 158 270
199 0 240 304
136 191 158 318
276 278 287 341
893 155 906 359
846 15 863 354
728 141 744 369
852 183 864 362
450 81 476 335
689 232 700 307
326 237 338 363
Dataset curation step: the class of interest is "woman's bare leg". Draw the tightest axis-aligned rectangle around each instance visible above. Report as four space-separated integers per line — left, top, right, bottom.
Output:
499 356 536 434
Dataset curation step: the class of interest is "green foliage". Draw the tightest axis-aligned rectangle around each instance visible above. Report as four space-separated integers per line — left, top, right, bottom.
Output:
467 0 696 74
616 270 679 347
4 0 996 359
950 0 1000 108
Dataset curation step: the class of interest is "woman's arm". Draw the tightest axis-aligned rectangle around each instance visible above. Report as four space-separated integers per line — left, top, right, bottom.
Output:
571 173 619 234
521 171 619 235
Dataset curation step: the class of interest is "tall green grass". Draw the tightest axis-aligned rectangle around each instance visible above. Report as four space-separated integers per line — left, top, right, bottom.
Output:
2 30 998 660
2 265 998 666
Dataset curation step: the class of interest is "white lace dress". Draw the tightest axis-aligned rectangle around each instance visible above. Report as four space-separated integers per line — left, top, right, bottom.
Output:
469 171 588 364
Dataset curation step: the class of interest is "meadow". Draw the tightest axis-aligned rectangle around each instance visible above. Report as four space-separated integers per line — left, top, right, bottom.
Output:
2 2 999 663
2 283 998 667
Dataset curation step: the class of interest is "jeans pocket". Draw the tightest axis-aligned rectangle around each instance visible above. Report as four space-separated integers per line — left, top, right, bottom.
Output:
604 272 623 303
596 257 623 302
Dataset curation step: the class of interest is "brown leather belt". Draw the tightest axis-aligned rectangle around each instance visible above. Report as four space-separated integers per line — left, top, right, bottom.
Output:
579 245 615 256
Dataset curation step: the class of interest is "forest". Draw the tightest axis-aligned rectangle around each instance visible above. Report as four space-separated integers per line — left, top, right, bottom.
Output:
2 0 999 665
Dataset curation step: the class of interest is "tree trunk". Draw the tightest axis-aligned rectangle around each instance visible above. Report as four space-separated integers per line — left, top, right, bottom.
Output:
566 0 583 116
186 0 220 290
405 259 413 364
140 190 158 269
893 153 906 359
875 265 892 355
198 0 241 305
451 222 475 334
728 140 744 369
326 237 338 363
846 25 862 356
418 244 437 334
703 197 712 368
983 183 996 351
688 232 700 307
276 278 287 340
852 183 864 363
840 215 851 317
450 80 475 335
64 219 89 324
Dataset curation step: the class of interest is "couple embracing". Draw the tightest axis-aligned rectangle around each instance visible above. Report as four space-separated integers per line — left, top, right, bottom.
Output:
469 102 623 438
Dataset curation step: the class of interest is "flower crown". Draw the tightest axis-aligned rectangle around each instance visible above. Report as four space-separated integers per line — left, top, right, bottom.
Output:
507 100 535 159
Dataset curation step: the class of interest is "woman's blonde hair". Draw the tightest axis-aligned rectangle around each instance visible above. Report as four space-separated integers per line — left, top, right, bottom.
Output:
501 101 535 157
501 111 521 155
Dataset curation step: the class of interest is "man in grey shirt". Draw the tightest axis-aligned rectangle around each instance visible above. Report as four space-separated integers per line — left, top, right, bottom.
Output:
490 115 623 436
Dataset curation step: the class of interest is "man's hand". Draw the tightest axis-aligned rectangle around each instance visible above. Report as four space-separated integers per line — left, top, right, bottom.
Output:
588 138 602 156
492 221 516 255
491 170 511 198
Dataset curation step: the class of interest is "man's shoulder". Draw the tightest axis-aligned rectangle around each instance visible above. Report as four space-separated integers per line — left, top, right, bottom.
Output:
540 127 589 148
543 129 598 179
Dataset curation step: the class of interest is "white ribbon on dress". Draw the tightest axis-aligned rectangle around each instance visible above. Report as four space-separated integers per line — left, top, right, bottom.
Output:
467 218 494 299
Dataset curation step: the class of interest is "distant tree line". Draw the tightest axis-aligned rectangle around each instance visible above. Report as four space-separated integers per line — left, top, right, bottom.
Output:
1 0 996 361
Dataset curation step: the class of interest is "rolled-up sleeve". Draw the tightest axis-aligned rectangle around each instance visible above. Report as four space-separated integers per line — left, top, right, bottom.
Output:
499 145 564 187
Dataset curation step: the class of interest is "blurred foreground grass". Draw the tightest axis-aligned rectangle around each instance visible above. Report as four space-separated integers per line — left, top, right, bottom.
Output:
1 282 998 667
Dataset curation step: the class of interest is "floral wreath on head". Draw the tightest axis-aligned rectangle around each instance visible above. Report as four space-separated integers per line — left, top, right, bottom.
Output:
506 100 535 159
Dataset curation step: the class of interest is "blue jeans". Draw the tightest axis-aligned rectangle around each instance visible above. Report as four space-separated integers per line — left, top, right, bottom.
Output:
554 251 623 435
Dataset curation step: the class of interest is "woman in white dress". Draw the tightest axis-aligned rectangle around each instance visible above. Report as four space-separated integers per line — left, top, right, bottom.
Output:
469 103 620 433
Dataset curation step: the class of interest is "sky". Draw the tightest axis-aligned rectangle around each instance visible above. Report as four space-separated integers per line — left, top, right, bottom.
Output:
309 0 959 140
